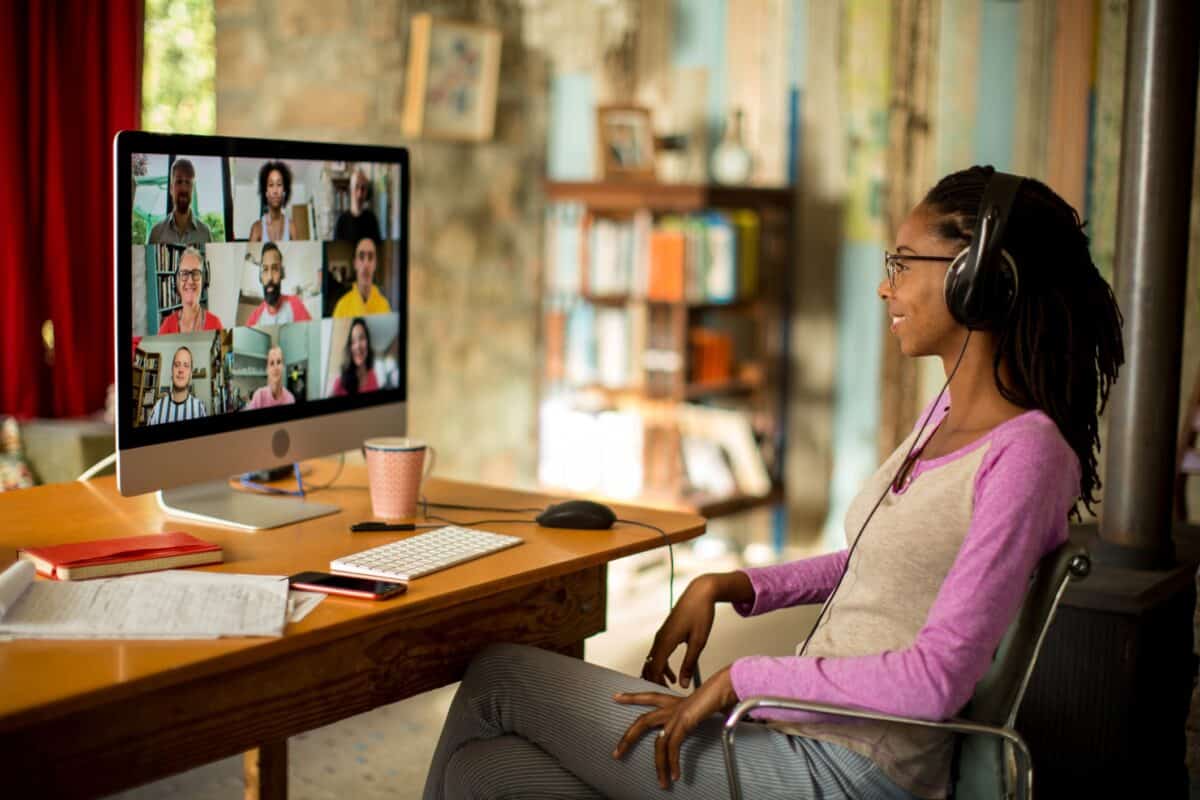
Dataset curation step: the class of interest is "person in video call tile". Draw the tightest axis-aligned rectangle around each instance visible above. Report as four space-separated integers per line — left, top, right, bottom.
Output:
249 160 298 243
157 244 225 331
147 346 208 424
158 247 224 334
332 237 391 317
333 167 382 245
149 159 213 245
244 346 296 410
246 242 312 326
331 317 379 396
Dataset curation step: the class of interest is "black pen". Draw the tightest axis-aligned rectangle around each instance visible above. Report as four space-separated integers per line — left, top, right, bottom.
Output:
351 522 417 532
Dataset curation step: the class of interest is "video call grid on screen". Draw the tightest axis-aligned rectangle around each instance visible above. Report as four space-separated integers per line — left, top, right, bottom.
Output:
115 132 409 449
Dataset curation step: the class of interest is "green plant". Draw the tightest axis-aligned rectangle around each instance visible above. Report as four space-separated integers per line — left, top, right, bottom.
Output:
200 211 225 242
142 0 214 134
132 213 147 245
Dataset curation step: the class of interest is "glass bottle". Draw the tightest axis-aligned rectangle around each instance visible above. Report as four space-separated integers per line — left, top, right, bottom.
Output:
711 109 753 185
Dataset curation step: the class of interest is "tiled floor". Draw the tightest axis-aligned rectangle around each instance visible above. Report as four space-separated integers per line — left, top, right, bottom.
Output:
108 508 826 799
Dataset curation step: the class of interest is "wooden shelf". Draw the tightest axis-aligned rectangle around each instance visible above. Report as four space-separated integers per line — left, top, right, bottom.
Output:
544 181 794 213
690 485 784 518
578 293 760 313
684 378 761 399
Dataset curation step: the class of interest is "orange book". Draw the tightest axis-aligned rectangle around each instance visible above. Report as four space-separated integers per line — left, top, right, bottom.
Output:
18 532 223 581
647 230 685 301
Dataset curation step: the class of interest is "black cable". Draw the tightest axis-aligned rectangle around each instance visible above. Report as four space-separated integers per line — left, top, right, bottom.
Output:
797 331 972 657
616 518 675 610
304 453 347 493
422 512 540 528
419 497 544 514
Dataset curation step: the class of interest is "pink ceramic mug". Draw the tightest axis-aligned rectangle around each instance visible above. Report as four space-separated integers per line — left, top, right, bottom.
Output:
363 437 436 520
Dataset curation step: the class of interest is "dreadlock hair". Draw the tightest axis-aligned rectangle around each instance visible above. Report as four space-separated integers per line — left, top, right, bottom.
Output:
921 165 1125 520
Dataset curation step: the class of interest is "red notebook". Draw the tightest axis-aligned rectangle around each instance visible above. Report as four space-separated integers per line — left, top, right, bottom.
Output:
18 532 223 581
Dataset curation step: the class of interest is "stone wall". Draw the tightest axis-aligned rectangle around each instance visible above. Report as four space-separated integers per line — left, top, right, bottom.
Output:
215 0 548 486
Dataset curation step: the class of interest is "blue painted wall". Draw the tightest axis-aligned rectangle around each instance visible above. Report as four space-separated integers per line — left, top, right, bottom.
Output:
974 0 1019 169
671 0 728 149
547 72 596 180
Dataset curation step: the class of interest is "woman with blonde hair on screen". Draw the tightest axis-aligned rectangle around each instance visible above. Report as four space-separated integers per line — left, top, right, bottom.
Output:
157 246 222 334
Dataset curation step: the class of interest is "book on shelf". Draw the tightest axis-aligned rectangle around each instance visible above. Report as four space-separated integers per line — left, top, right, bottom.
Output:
648 228 685 301
18 531 223 581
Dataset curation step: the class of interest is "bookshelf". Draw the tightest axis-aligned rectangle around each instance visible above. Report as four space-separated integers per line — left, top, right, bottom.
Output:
131 348 161 427
540 181 793 518
211 331 231 414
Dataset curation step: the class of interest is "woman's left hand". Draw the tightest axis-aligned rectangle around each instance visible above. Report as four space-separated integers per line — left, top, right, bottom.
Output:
611 666 739 789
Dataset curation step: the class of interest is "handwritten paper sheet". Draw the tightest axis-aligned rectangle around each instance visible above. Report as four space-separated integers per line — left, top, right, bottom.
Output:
0 565 298 639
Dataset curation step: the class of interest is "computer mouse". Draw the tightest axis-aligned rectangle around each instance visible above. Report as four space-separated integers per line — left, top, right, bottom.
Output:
536 500 617 530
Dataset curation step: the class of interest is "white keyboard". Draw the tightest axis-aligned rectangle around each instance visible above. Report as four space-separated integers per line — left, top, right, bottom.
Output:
331 525 523 581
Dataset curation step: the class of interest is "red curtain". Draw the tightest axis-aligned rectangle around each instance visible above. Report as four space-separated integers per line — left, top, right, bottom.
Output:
0 0 142 419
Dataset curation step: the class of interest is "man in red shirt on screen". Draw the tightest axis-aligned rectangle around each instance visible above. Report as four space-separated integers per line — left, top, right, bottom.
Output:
246 242 311 326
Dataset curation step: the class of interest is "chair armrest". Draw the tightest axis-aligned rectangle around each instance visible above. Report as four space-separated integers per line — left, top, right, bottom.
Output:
721 697 1033 800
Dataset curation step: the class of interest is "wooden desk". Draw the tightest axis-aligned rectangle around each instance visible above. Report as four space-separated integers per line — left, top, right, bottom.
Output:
0 466 705 798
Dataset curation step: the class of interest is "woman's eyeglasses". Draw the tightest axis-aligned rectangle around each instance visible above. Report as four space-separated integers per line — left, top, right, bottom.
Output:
883 251 955 289
177 268 203 284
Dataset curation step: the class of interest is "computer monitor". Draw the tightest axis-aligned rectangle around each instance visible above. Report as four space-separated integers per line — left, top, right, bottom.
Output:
114 131 409 529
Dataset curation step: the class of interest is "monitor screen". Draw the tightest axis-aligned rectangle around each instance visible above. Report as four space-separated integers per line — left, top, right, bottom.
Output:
114 132 409 500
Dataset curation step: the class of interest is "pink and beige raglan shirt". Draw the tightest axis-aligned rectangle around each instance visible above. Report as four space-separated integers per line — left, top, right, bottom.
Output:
730 401 1079 798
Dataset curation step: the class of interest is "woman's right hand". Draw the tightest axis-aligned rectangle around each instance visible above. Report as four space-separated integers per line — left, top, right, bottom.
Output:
642 573 736 689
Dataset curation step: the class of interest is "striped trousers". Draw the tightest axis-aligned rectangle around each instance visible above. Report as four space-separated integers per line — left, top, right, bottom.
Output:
422 643 917 800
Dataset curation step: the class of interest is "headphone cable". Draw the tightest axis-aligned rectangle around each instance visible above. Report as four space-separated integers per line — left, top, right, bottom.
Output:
797 331 972 656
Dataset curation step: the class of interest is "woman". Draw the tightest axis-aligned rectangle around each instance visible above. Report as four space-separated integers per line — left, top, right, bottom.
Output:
243 346 295 410
421 167 1125 800
248 160 298 243
330 317 379 396
157 246 223 334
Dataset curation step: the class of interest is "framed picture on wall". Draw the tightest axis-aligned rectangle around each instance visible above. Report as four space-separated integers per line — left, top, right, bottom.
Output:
596 105 656 180
402 14 502 142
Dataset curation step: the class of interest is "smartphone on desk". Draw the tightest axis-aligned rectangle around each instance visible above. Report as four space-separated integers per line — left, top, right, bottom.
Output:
288 571 407 600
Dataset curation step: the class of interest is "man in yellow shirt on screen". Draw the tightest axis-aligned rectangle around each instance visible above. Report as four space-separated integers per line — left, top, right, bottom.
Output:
332 236 391 317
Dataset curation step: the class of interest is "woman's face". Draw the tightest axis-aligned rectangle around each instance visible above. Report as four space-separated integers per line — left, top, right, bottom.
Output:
878 207 963 359
265 169 285 210
267 347 284 388
349 323 369 368
177 253 202 308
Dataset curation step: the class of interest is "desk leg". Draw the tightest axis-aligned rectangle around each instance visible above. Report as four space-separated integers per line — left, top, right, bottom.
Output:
244 740 287 800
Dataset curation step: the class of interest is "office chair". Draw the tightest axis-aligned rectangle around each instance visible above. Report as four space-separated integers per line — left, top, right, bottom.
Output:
722 541 1090 800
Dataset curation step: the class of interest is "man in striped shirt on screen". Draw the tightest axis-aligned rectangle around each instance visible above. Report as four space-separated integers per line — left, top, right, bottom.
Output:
147 346 208 425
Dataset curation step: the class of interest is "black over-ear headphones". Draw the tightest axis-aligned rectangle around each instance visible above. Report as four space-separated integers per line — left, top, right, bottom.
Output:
943 171 1024 330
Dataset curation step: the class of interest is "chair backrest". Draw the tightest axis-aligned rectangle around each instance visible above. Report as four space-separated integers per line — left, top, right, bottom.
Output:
953 541 1090 798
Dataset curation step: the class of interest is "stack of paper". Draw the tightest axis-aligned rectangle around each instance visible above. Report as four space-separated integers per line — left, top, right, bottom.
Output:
0 561 323 640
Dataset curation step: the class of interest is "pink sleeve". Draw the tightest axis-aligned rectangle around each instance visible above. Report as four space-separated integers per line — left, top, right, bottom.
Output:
729 423 1078 722
733 549 850 616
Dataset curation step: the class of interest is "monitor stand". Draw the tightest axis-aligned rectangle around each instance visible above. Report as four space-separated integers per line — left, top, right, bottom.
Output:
158 481 340 531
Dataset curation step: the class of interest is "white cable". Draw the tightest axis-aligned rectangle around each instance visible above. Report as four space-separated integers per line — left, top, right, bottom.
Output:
77 452 117 482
